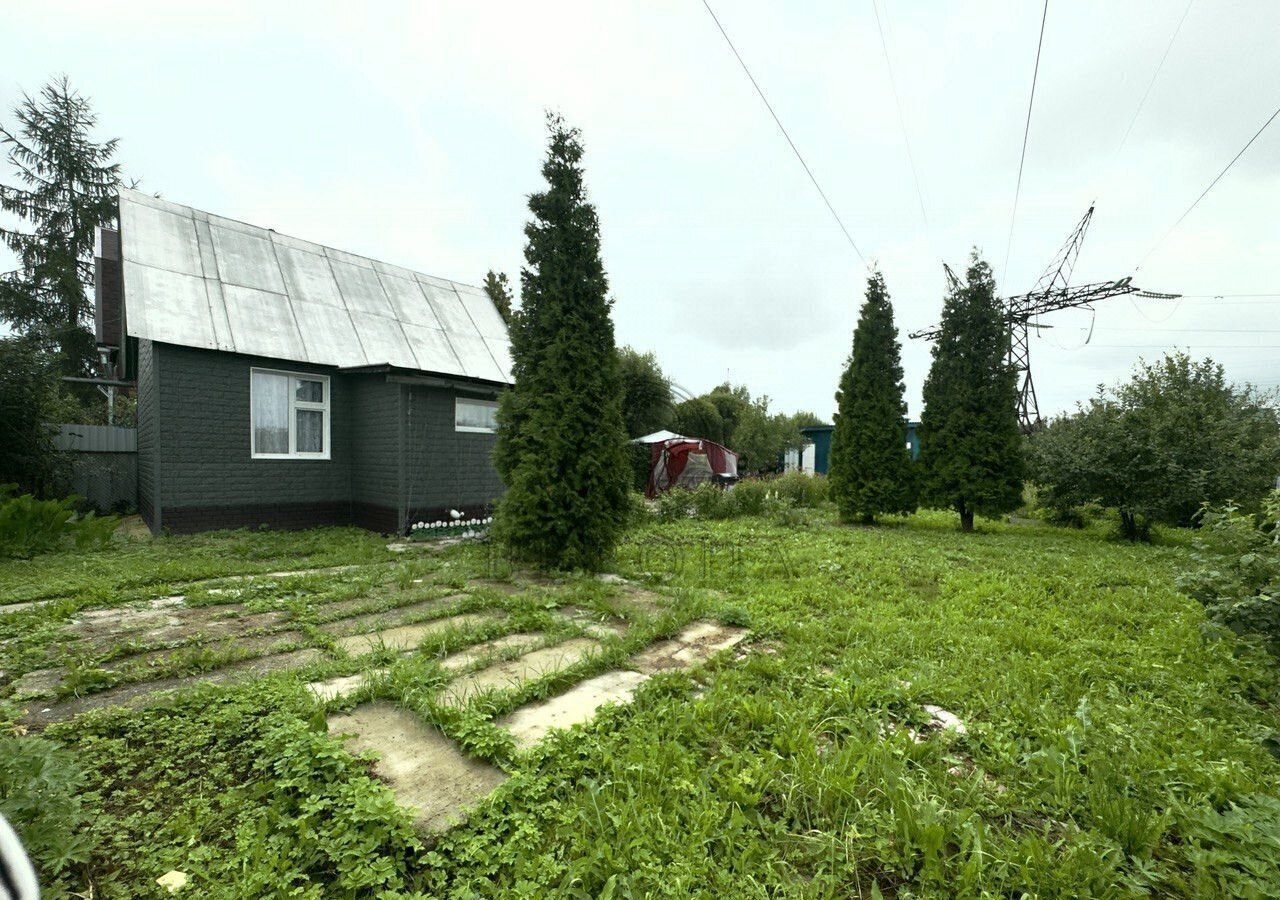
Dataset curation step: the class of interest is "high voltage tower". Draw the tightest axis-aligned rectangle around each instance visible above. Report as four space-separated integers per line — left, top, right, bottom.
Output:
909 206 1182 431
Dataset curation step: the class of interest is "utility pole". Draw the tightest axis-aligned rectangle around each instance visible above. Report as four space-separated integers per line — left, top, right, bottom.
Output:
910 207 1181 431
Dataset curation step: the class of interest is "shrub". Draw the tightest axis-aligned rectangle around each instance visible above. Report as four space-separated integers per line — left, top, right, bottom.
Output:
649 475 830 524
1030 354 1280 539
0 736 95 887
1178 491 1280 653
0 485 119 558
770 471 830 508
626 441 652 492
728 479 770 516
0 336 69 496
656 487 696 522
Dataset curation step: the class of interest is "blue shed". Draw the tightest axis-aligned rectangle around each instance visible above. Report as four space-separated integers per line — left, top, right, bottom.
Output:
799 421 921 475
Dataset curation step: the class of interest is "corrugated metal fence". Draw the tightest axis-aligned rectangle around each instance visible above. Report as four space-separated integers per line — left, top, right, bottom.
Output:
53 424 137 512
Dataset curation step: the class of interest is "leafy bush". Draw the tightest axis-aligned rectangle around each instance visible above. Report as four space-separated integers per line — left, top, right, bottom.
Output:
0 736 95 890
0 485 119 558
769 471 830 507
626 441 652 491
1030 354 1280 539
1178 491 1280 653
1177 794 1280 898
650 475 829 524
656 486 696 522
729 478 770 516
0 336 69 496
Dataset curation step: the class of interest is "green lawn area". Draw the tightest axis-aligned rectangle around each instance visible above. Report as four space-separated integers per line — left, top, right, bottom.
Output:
2 511 1278 898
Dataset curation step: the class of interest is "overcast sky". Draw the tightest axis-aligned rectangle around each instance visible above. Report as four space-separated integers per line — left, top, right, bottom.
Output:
3 0 1278 420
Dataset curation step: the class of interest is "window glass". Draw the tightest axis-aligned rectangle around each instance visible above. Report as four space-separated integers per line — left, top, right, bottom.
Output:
296 409 324 453
295 378 324 403
253 371 289 454
455 398 499 433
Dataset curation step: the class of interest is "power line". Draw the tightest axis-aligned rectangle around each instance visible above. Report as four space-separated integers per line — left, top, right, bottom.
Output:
1179 293 1280 299
1002 0 1050 284
1093 343 1280 350
1111 0 1194 161
700 0 868 266
1103 327 1280 334
1136 100 1280 270
871 0 929 233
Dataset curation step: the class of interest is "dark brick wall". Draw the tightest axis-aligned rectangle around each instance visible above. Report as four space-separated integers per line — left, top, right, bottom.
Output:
136 339 159 531
155 343 354 510
402 386 505 531
163 501 353 533
349 378 402 511
140 344 506 535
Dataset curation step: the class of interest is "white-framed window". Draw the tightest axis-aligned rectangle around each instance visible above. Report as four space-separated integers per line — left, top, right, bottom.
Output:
455 397 499 433
251 368 331 459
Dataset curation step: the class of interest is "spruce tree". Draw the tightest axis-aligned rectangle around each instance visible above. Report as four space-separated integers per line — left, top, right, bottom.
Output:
829 270 916 523
0 77 123 377
492 116 629 570
918 252 1024 531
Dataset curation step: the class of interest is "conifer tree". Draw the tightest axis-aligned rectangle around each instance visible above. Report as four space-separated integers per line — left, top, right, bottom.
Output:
482 269 514 326
829 270 916 523
918 252 1024 531
492 115 629 570
0 77 123 377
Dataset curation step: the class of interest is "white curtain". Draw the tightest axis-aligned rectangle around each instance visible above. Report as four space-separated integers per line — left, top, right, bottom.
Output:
253 371 289 454
296 409 323 453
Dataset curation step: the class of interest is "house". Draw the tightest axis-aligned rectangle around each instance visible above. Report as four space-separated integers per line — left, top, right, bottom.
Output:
796 421 921 475
94 189 512 535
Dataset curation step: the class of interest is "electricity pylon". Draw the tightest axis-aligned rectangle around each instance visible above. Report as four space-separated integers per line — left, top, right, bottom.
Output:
910 206 1181 431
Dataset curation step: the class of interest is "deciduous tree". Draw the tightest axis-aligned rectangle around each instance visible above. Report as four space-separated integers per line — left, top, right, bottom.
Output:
618 346 673 438
671 397 723 443
1029 353 1280 539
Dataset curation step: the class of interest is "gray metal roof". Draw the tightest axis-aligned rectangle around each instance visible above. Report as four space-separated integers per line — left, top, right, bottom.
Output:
118 188 512 383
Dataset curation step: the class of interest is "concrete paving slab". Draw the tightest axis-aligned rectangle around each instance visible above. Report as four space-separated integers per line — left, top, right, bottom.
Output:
435 632 545 673
327 702 506 832
552 606 628 639
20 649 324 728
630 622 749 674
498 670 650 748
438 638 601 708
334 612 500 656
307 670 385 702
318 596 461 634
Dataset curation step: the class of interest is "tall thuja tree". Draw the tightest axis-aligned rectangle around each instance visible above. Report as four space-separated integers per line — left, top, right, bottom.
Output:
493 116 629 570
918 252 1024 531
0 77 123 377
829 270 915 523
482 269 515 326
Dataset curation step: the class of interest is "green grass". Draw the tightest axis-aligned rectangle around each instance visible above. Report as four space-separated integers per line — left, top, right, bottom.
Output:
2 511 1279 898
